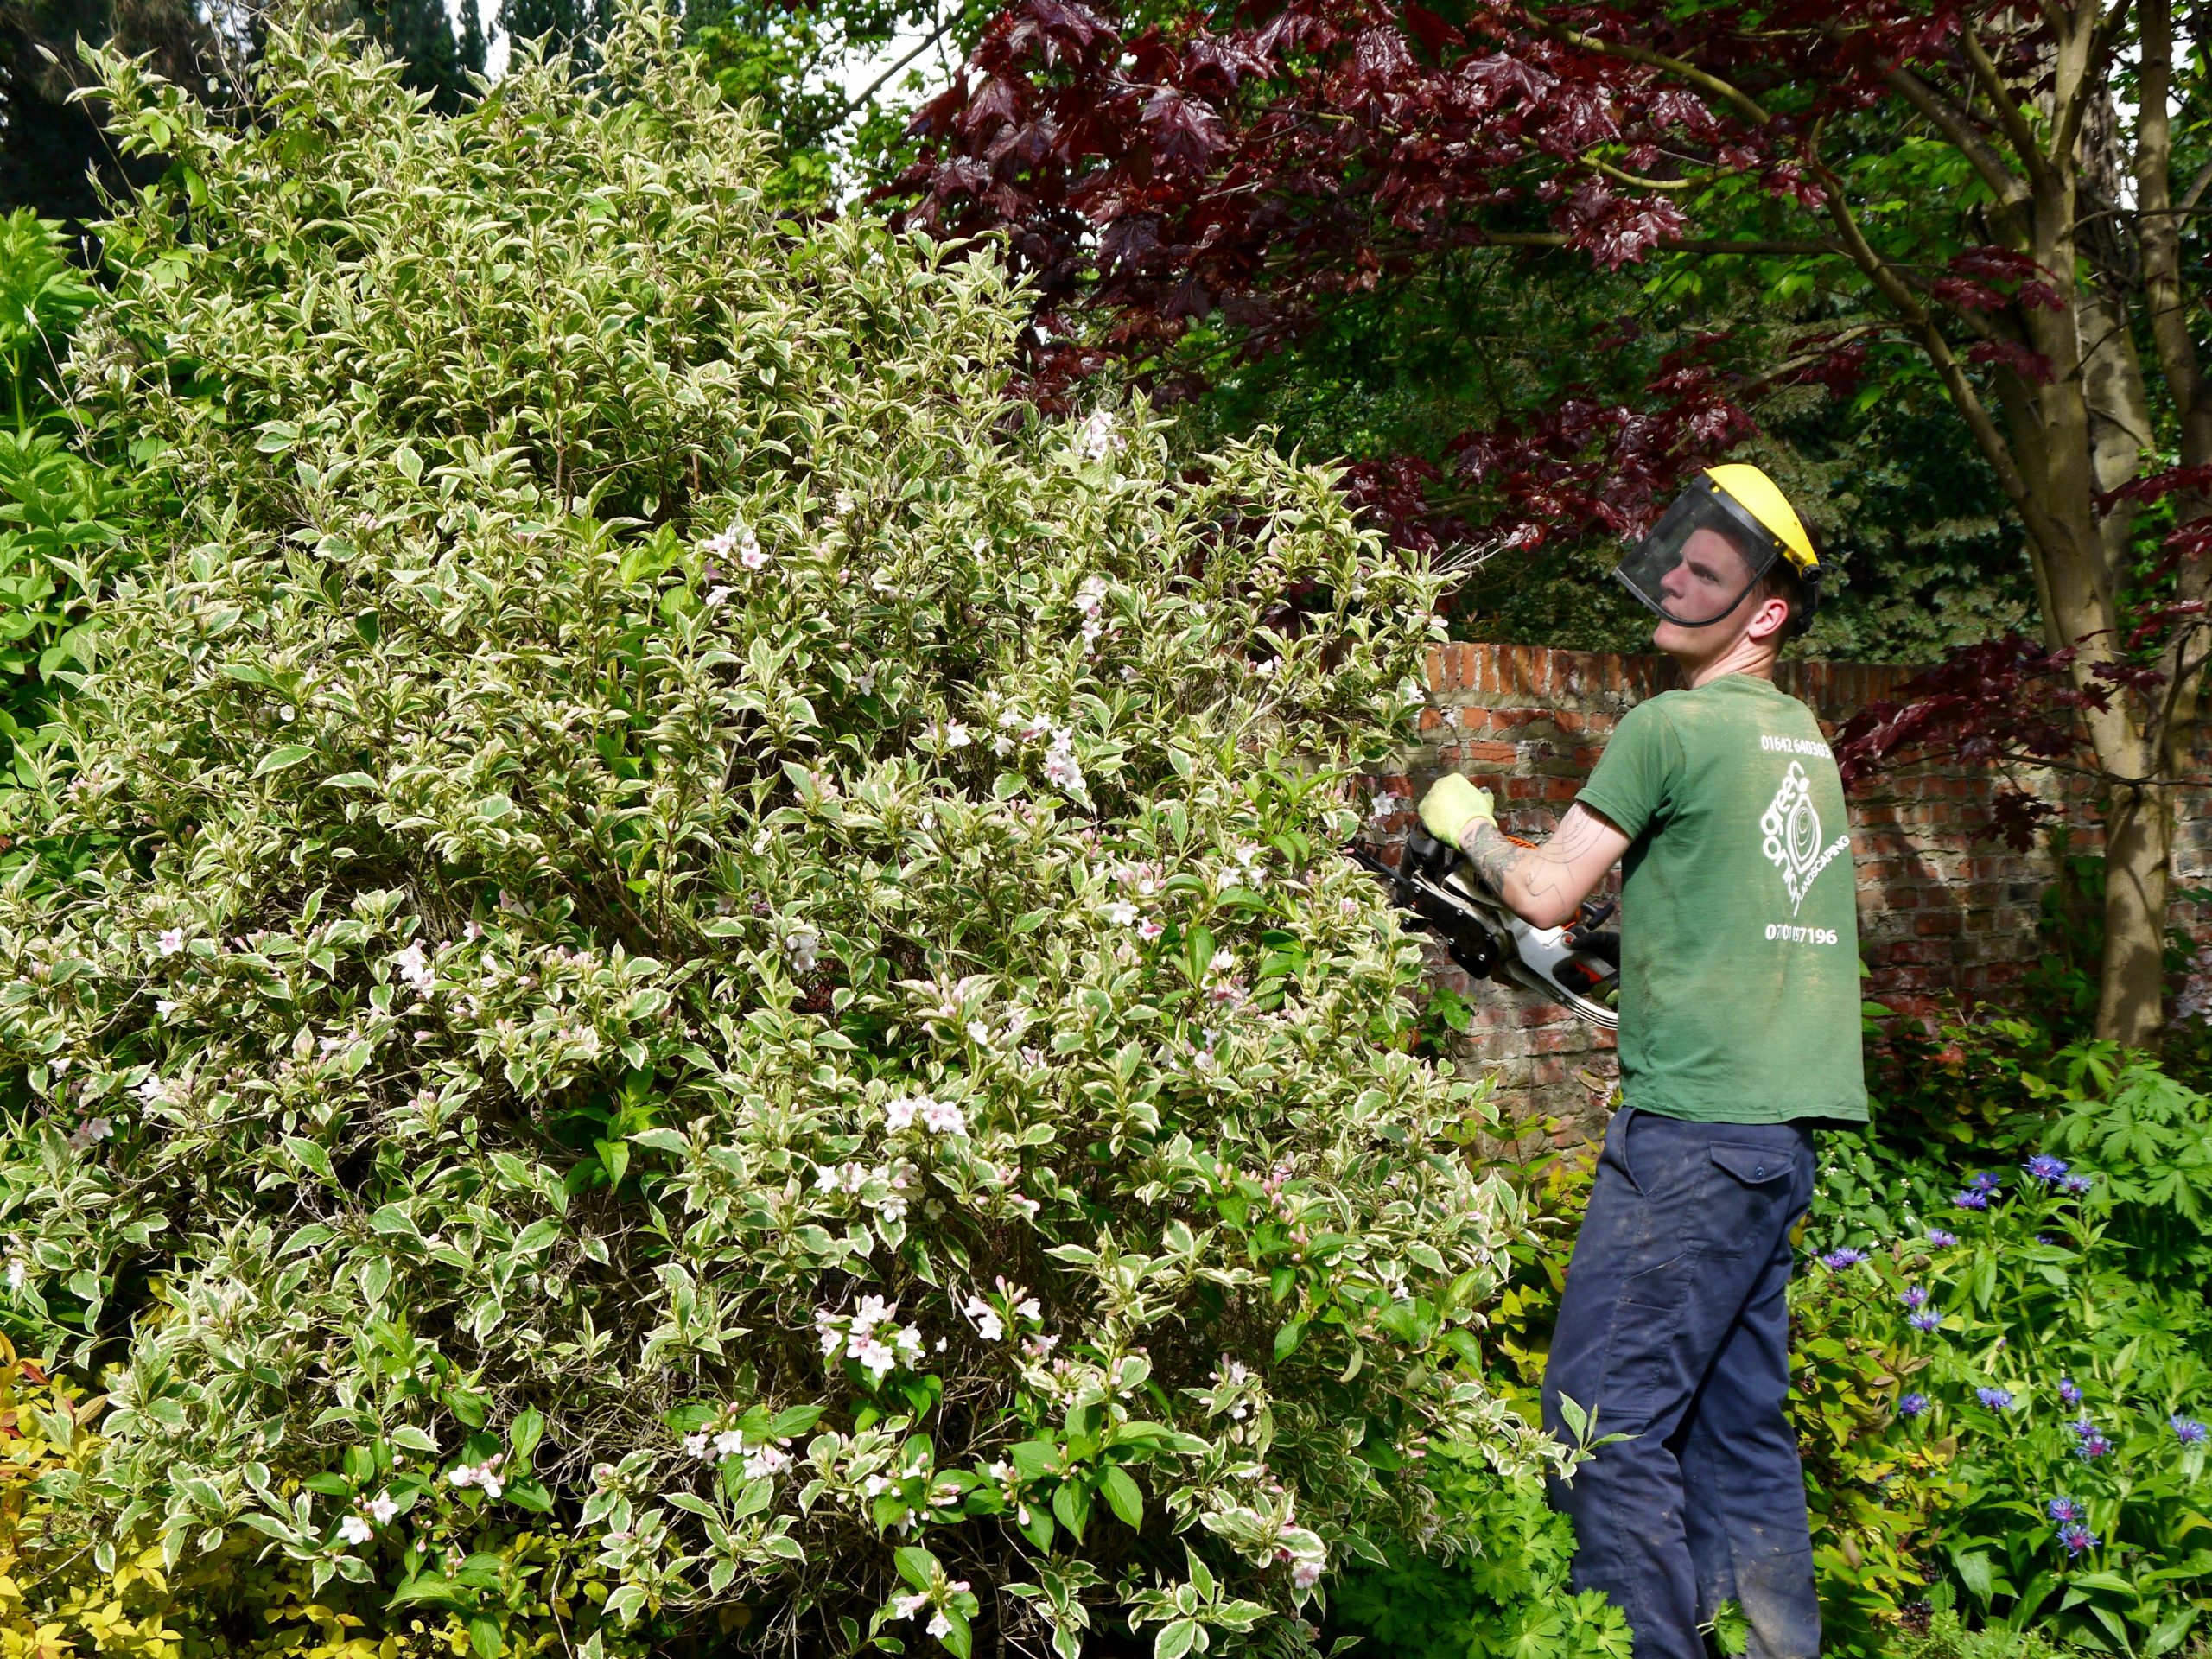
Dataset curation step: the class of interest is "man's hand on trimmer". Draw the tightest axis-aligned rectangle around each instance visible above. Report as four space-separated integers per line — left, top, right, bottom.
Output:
1417 774 1496 854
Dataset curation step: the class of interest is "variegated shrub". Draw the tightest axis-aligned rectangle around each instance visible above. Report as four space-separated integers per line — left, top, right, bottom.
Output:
0 11 1550 1656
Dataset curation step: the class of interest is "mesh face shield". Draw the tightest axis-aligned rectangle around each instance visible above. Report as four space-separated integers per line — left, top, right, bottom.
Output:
1612 476 1789 629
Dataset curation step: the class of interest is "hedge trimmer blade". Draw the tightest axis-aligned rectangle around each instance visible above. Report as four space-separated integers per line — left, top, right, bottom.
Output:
1347 828 1621 1033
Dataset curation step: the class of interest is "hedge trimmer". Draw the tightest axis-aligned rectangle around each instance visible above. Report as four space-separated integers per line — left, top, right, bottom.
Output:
1348 827 1623 1032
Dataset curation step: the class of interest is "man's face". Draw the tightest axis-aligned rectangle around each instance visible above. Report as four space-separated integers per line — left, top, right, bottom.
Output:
1650 526 1758 659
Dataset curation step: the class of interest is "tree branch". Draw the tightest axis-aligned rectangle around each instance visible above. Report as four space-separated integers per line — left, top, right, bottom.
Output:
1475 231 1837 256
1960 24 2056 193
2183 158 2212 214
1819 174 2075 568
2133 0 2206 463
1879 62 2031 209
2053 0 2134 173
836 10 959 124
1535 21 1772 128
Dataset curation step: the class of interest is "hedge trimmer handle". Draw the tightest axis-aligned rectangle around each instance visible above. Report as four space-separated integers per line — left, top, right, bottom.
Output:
1346 829 1622 1033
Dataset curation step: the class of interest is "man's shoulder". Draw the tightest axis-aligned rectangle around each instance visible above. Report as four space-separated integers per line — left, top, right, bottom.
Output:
1651 676 1821 734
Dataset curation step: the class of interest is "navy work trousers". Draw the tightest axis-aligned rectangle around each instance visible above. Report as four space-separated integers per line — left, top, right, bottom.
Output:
1540 1105 1822 1659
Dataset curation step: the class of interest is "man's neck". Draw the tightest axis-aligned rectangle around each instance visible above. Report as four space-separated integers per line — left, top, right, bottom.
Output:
1675 638 1779 688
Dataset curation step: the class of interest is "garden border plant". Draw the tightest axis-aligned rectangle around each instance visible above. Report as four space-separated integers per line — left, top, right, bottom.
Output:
0 10 1565 1656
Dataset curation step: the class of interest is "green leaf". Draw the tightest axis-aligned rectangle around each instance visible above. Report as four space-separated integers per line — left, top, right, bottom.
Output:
893 1546 938 1592
254 744 315 778
1099 1465 1143 1529
766 1404 825 1439
467 1613 504 1659
937 1610 972 1659
1154 1619 1198 1659
388 1575 471 1611
507 1408 544 1460
1051 1479 1090 1543
281 1135 335 1185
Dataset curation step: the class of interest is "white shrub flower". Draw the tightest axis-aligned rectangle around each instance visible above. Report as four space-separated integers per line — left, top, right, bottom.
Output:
1077 410 1122 462
918 1100 966 1136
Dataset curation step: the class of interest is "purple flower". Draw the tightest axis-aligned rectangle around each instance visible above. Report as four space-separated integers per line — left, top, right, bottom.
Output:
2173 1415 2209 1445
2056 1522 2098 1556
2058 1377 2082 1406
1908 1310 1943 1332
1952 1191 1991 1211
1969 1171 2003 1192
1976 1387 2014 1410
2068 1418 2113 1459
1926 1229 1959 1248
1821 1248 1867 1269
2046 1496 2082 1522
2062 1173 2093 1195
1902 1285 1929 1309
2024 1154 2069 1185
1897 1393 1929 1418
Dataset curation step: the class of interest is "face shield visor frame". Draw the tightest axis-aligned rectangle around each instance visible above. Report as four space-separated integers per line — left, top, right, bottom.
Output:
1611 477 1799 630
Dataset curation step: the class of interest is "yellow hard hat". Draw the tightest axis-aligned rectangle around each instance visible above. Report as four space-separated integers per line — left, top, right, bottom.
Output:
1704 464 1818 575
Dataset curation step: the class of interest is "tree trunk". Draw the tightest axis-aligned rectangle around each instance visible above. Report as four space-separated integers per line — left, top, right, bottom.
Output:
2097 785 2173 1044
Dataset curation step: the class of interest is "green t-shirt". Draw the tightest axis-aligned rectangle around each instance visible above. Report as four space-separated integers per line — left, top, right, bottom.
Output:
1576 674 1869 1125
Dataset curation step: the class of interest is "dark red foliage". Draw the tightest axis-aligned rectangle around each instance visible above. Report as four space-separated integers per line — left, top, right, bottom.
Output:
883 0 2094 558
1964 338 2056 385
886 0 2211 828
1834 637 2101 845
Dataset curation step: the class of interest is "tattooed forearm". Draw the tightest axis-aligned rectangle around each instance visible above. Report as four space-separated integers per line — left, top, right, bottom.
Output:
1454 803 1628 927
1460 819 1530 896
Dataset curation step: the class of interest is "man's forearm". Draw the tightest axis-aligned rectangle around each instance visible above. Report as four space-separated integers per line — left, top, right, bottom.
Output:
1458 808 1620 929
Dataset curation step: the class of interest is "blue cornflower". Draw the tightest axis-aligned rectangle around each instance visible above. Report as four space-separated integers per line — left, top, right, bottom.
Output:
2172 1415 2209 1445
2024 1154 2069 1185
1926 1228 1959 1247
2056 1522 2098 1556
1977 1387 2015 1410
2046 1496 2082 1522
1969 1171 2003 1192
1952 1190 1991 1211
1897 1393 1929 1418
2058 1377 2082 1406
2062 1173 2093 1195
1821 1248 1867 1269
1908 1310 1942 1332
2069 1417 2113 1459
1902 1285 1929 1309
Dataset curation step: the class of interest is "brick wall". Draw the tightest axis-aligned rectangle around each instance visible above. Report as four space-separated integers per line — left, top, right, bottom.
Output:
1365 642 2212 1135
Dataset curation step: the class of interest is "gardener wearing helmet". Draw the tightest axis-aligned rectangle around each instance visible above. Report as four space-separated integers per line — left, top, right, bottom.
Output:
1418 465 1866 1659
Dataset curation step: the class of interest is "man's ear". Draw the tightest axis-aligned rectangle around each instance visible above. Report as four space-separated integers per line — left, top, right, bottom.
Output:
1744 593 1793 646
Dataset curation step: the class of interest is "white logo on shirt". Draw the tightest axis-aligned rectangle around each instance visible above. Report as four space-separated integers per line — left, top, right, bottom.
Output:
1761 760 1851 916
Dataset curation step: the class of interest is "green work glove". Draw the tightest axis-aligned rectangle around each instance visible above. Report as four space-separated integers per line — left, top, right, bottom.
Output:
1418 774 1496 850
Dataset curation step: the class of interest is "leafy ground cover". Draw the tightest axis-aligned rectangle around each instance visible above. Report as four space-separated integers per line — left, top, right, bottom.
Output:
1329 1013 2212 1659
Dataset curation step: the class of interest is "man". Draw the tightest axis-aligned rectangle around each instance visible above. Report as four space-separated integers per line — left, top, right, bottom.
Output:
1417 464 1866 1659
